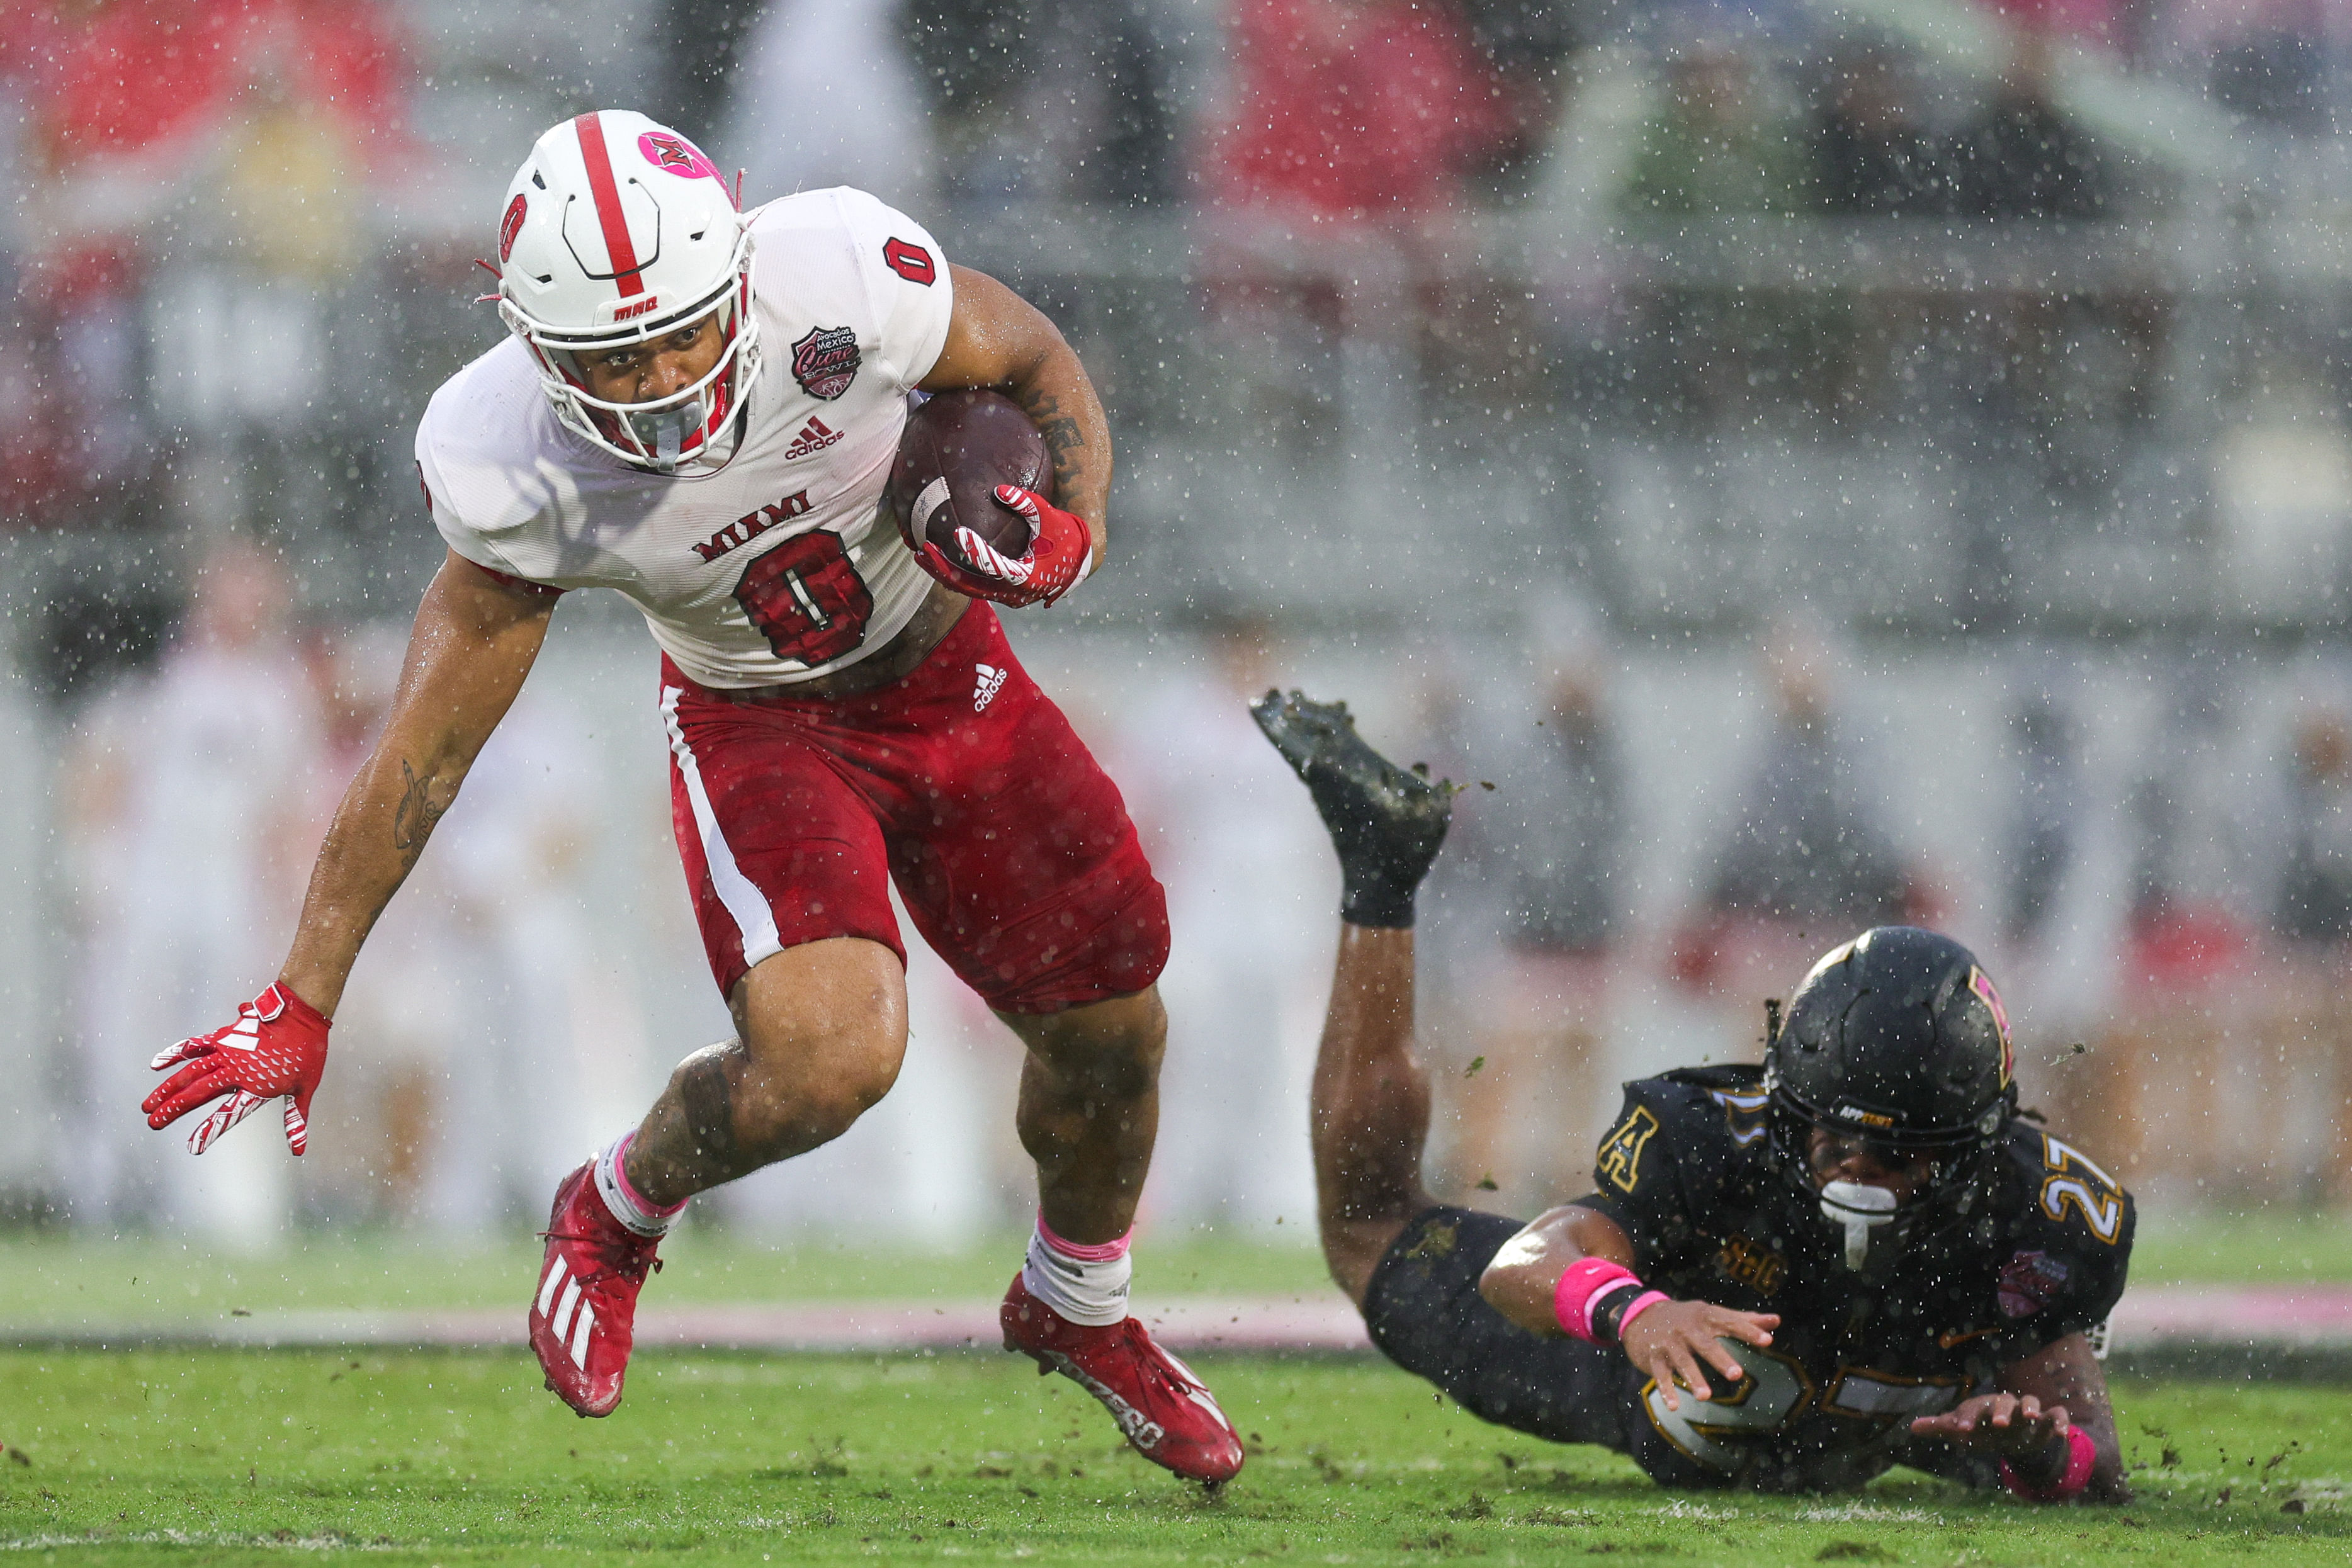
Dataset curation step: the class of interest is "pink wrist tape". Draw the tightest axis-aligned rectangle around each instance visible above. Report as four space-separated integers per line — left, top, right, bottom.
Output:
2001 1424 2096 1501
1554 1258 1666 1343
1036 1211 1131 1262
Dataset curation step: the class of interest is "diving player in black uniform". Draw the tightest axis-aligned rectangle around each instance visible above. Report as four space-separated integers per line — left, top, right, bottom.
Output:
1254 691 2132 1501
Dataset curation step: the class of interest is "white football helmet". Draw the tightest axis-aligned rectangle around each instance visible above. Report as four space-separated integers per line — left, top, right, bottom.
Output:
494 110 760 471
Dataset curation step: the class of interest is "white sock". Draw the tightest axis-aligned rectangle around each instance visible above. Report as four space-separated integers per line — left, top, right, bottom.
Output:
593 1132 686 1239
1021 1213 1133 1327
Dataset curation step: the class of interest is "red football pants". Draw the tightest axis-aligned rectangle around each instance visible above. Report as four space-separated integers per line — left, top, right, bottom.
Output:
659 603 1170 1013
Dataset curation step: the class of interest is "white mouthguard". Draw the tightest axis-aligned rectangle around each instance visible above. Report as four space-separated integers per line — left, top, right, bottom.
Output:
1820 1180 1899 1270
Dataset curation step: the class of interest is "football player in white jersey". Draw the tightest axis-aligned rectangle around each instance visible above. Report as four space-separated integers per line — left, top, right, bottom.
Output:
142 111 1243 1486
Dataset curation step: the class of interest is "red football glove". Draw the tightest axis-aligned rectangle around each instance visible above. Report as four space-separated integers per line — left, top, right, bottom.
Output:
142 983 331 1156
912 485 1094 609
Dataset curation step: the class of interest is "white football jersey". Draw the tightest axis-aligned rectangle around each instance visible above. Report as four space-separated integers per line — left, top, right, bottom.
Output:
416 187 956 689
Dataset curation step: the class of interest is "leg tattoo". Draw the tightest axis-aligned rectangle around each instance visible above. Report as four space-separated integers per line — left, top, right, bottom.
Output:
678 1048 743 1169
625 1039 754 1208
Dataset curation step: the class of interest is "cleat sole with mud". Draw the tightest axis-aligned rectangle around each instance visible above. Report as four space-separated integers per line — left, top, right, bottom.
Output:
1249 689 1457 896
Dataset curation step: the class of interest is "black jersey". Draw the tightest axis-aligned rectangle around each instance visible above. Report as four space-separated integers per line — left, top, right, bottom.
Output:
1576 1065 2133 1490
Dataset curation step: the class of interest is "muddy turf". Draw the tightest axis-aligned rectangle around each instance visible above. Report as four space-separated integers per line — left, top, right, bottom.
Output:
0 1351 2344 1565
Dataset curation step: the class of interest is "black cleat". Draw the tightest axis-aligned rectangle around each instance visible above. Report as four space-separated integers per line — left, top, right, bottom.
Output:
1250 689 1457 927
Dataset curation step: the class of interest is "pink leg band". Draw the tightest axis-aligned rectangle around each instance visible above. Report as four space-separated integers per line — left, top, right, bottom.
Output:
1554 1256 1641 1341
1036 1210 1131 1263
2001 1423 2096 1501
612 1132 688 1220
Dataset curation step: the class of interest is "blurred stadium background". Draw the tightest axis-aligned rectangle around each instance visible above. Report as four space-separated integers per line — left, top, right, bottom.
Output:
2 0 2349 1270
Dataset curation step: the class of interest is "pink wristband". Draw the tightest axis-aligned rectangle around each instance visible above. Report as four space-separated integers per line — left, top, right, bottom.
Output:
2001 1423 2096 1501
1616 1290 1671 1336
1553 1258 1636 1340
1554 1258 1670 1344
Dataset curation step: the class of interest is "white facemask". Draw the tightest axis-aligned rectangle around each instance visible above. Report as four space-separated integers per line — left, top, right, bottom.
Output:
1819 1180 1900 1272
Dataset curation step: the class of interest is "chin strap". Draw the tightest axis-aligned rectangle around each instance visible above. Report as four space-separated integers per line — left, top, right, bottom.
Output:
1819 1180 1899 1270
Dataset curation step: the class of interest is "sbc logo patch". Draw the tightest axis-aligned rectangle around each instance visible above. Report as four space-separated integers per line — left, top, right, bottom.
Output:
1598 1105 1661 1193
1716 1234 1785 1295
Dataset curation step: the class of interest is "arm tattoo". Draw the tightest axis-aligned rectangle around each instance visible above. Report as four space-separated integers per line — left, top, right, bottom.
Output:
391 759 448 869
1019 388 1088 494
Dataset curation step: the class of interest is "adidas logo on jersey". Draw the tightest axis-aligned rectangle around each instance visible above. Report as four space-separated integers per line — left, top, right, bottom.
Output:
783 416 842 461
973 663 1007 713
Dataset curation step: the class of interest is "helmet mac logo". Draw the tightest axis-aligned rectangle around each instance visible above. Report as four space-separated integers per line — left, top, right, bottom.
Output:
635 130 723 184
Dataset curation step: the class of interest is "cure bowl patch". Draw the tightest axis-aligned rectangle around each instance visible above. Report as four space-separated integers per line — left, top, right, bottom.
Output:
1996 1249 2071 1319
791 325 861 400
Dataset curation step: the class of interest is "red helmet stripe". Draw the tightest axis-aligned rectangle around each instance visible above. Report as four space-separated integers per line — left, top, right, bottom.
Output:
572 112 644 296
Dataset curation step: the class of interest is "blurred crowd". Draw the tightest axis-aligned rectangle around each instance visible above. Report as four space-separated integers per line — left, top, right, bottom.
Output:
4 0 2344 521
35 547 2352 1242
1408 616 2352 1217
4 0 2352 1241
51 535 635 1239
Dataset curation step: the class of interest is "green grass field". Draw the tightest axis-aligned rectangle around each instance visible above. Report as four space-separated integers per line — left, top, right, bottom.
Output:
0 1350 2346 1565
0 1229 1333 1333
3 1212 2347 1562
1 1205 2344 1333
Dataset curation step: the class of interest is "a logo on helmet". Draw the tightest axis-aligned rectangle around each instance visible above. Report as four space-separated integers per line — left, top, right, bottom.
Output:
500 193 528 262
1969 966 2013 1087
791 325 861 400
636 131 721 183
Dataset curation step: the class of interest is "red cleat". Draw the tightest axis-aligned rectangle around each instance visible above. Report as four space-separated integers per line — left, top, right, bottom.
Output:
1001 1272 1244 1486
528 1162 662 1418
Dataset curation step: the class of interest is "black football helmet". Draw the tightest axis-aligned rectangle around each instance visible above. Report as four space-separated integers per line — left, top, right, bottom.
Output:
1761 927 2018 1280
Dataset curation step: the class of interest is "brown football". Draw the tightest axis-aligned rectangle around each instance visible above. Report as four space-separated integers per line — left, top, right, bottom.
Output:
886 389 1052 568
